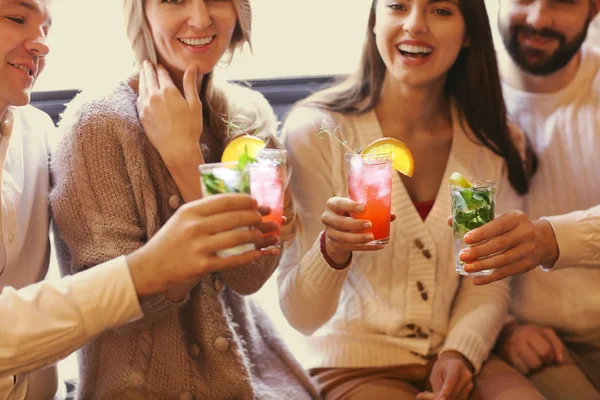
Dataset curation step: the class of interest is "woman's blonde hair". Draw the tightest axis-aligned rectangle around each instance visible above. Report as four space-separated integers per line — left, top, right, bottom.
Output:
122 0 254 139
122 0 297 241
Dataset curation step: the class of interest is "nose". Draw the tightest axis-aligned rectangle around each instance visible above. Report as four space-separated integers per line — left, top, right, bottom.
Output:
526 1 553 30
403 8 429 35
24 28 50 58
189 1 213 30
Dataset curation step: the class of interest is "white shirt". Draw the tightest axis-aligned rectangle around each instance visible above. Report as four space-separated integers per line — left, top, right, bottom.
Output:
279 105 522 373
0 106 143 400
502 45 600 343
587 17 600 49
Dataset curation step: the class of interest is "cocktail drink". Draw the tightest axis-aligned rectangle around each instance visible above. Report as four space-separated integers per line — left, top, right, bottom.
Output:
198 161 255 257
249 149 287 236
346 152 393 244
450 180 496 276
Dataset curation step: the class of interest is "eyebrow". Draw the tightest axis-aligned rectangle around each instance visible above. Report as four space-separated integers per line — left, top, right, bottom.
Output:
428 0 460 4
2 0 52 26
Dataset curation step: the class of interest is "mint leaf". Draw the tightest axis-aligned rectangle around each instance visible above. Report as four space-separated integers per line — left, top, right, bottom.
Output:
466 218 485 230
455 210 477 224
202 173 226 195
460 190 486 210
478 207 493 223
238 169 251 194
237 144 257 171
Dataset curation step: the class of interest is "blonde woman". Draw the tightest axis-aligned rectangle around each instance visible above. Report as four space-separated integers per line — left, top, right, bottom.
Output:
50 0 318 398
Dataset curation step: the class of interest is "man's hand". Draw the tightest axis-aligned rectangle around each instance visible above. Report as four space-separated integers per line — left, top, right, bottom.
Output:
417 351 474 400
447 211 559 285
126 194 280 299
497 322 565 375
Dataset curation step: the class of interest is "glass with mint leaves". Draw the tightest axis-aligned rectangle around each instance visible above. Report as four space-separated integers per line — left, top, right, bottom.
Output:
449 172 496 276
198 154 255 257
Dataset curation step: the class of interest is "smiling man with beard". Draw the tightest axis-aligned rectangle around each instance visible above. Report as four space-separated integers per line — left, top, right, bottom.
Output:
453 0 600 399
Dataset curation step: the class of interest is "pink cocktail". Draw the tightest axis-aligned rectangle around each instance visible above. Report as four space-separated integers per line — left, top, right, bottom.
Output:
250 149 287 235
346 152 392 244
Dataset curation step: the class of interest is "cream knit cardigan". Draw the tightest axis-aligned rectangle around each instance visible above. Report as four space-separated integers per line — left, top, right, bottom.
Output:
278 105 524 373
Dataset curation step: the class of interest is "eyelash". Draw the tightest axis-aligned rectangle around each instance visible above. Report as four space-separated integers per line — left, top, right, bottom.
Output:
7 16 25 24
388 2 407 11
387 3 454 16
433 8 452 16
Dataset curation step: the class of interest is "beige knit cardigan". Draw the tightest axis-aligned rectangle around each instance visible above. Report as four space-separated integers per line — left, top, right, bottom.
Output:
50 82 319 400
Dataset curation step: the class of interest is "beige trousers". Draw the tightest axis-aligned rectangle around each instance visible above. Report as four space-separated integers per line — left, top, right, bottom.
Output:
310 356 545 400
527 342 600 400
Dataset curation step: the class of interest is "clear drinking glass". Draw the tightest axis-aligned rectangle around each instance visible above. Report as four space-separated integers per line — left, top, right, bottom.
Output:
198 161 255 257
249 149 287 237
450 180 496 276
345 152 393 245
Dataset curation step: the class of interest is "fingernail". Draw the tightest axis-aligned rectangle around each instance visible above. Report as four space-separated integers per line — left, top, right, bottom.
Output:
464 263 475 272
356 205 365 213
363 221 372 229
463 233 472 242
364 234 374 241
459 249 471 260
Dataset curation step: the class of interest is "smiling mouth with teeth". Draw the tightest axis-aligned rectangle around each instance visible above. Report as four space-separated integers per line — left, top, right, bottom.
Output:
178 36 215 46
398 44 434 59
9 63 33 76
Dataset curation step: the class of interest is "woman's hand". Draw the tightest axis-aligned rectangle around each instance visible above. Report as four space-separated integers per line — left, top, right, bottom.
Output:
137 61 206 201
321 197 392 265
137 60 203 166
496 322 564 375
127 193 280 300
254 206 282 249
417 351 474 400
456 211 559 285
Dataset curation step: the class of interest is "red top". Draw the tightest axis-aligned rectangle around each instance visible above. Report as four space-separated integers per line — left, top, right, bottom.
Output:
414 199 435 221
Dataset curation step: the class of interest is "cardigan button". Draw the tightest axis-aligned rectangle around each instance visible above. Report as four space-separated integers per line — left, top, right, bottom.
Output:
168 195 181 210
406 324 416 330
414 239 425 250
421 291 429 301
189 344 200 358
215 337 230 352
422 249 432 259
179 391 194 400
416 281 425 292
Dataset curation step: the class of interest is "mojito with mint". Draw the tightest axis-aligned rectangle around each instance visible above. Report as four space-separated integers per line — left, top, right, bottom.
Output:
450 174 495 276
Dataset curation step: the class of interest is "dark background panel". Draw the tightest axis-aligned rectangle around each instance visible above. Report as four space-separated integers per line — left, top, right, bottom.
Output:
31 75 337 127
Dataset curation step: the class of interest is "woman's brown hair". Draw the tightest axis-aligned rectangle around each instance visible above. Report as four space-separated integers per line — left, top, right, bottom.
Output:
298 0 535 194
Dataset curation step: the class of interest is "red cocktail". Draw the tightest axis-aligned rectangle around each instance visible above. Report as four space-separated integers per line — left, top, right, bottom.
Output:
346 152 392 244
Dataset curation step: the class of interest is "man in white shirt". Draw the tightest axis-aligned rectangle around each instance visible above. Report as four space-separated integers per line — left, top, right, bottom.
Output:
590 16 600 47
0 1 277 399
458 1 600 398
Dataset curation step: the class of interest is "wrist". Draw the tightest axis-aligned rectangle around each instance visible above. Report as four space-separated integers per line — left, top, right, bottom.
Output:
126 248 167 300
534 219 559 268
321 231 352 269
498 320 519 344
162 146 204 172
440 350 474 373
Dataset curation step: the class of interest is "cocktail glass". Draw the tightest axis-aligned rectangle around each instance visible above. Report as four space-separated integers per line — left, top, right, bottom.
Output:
249 149 287 237
450 180 496 276
199 161 255 257
345 152 393 245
